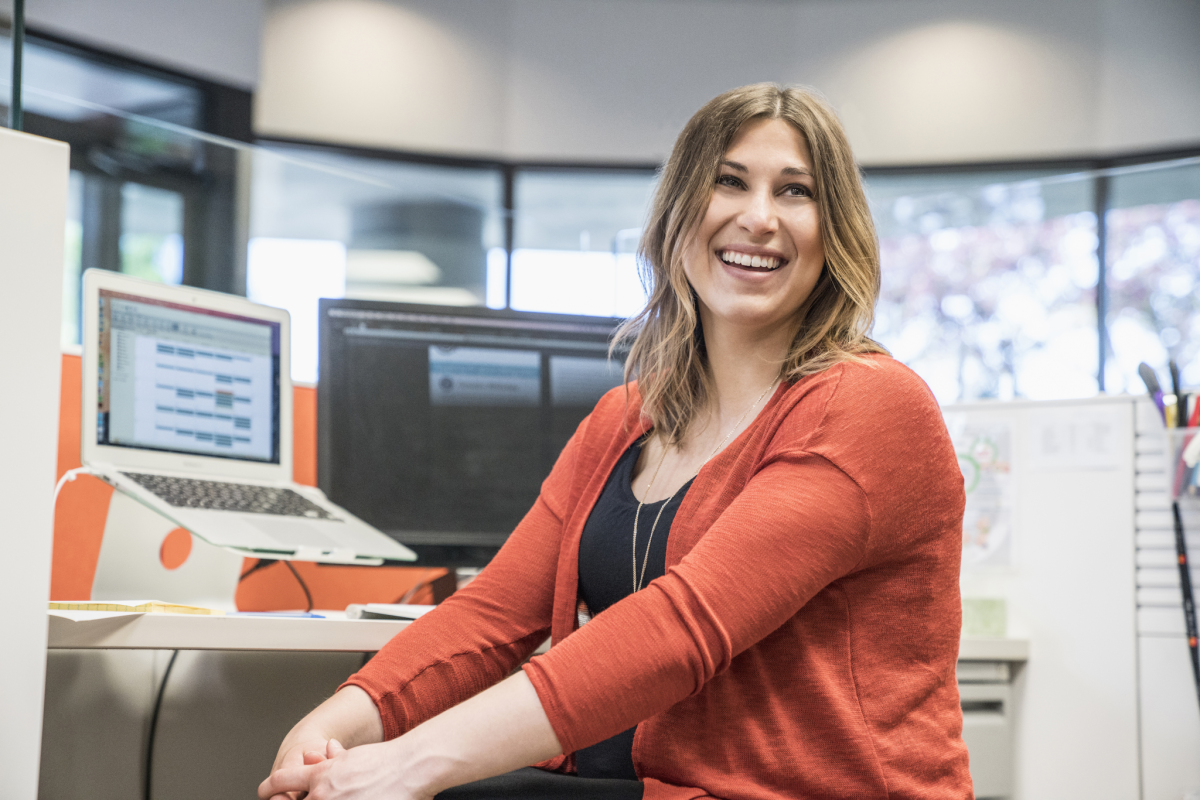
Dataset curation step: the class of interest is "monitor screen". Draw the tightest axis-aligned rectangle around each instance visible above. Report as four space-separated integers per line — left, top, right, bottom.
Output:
96 288 282 463
318 300 626 565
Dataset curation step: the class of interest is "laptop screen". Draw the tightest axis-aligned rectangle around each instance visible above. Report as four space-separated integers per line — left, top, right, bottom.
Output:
96 288 282 464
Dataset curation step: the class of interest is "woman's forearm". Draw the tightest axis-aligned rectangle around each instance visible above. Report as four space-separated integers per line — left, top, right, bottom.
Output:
262 668 562 799
393 671 563 795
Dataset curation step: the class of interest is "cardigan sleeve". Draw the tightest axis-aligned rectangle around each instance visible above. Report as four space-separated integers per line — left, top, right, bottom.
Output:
342 414 589 741
522 445 872 754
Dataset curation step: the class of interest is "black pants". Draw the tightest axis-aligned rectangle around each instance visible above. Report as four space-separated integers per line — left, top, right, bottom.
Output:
436 767 644 800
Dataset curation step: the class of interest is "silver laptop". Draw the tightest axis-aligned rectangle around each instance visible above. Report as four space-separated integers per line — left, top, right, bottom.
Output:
81 269 416 566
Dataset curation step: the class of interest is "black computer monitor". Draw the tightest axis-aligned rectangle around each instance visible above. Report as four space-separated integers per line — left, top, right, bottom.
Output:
317 299 627 566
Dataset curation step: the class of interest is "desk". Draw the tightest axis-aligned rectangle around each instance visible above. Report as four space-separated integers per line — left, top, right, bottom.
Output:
49 611 1028 660
42 614 1031 800
47 610 409 651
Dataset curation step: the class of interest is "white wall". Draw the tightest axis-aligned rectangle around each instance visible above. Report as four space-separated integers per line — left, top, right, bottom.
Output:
257 0 508 154
798 0 1103 165
25 0 264 88
256 0 1200 165
1096 0 1200 153
0 127 69 800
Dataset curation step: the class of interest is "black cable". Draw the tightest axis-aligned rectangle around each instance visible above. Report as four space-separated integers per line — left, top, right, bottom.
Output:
238 558 278 582
238 559 311 611
284 560 314 612
145 649 179 800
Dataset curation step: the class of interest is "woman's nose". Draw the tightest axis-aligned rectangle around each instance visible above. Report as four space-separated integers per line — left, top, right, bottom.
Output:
737 190 777 236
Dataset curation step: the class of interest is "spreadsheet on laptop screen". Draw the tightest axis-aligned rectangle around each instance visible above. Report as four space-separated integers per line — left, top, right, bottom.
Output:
96 289 282 463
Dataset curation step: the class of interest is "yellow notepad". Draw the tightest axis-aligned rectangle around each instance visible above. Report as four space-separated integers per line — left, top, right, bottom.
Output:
49 600 225 615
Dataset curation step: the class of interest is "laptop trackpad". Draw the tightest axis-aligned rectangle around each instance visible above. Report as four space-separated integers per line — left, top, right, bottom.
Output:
248 518 342 549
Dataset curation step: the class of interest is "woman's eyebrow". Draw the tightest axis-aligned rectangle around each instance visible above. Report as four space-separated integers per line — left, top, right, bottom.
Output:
719 159 813 178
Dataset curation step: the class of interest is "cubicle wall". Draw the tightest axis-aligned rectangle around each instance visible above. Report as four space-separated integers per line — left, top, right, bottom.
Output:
947 395 1200 799
0 128 70 800
946 396 1142 799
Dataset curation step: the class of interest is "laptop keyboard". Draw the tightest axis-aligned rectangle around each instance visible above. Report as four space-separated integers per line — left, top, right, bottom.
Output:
121 472 338 520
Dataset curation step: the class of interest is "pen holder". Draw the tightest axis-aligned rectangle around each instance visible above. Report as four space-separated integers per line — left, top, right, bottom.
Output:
1165 427 1200 504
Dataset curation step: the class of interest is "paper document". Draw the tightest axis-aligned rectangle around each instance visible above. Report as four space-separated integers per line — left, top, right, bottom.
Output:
49 600 225 615
944 414 1014 568
345 603 435 621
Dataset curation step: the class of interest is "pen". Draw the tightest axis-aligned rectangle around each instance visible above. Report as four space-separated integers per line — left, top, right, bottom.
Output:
1170 360 1184 428
1187 395 1200 497
1138 363 1167 424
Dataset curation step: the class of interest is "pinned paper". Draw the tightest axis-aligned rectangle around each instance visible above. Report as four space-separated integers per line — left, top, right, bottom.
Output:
1028 407 1122 471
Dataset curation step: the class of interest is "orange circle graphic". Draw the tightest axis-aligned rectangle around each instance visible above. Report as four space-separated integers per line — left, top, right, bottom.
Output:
159 528 193 571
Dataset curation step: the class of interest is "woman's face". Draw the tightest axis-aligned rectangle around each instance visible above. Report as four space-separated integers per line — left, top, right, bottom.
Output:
682 117 825 343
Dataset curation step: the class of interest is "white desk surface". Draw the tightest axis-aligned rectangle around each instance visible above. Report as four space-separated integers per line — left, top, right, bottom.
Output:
959 636 1029 661
49 611 1030 660
47 610 410 651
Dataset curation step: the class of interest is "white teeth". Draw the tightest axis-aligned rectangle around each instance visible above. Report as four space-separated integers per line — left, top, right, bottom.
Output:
719 251 780 270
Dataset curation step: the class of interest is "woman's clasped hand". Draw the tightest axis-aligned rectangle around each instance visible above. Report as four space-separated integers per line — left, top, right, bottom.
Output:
258 737 429 800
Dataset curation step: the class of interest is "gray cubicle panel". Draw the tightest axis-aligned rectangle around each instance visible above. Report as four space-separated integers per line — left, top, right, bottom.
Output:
1133 400 1200 799
40 649 365 799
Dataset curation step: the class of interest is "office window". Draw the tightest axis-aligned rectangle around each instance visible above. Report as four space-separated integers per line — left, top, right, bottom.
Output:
510 169 657 317
1105 160 1200 392
120 182 184 284
0 36 201 128
865 171 1099 404
5 33 249 348
247 143 505 383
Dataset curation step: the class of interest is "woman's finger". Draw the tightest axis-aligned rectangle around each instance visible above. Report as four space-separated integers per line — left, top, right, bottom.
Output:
303 750 327 765
326 739 346 758
258 764 316 799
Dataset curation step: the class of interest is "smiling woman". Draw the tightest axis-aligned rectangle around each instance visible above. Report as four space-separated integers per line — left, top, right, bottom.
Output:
260 84 971 800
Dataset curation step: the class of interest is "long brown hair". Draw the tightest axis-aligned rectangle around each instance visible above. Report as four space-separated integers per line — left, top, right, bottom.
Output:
614 83 887 444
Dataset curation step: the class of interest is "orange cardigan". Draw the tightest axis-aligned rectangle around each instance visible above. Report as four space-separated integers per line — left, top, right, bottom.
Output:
346 355 972 799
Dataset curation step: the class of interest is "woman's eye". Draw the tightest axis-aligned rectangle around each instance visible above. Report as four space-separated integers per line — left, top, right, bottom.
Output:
784 184 813 198
716 174 743 188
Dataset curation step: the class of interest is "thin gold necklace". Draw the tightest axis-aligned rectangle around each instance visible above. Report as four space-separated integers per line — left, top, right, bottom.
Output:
631 380 778 592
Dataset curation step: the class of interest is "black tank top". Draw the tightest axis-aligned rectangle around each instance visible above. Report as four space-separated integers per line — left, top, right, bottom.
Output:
574 439 693 780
